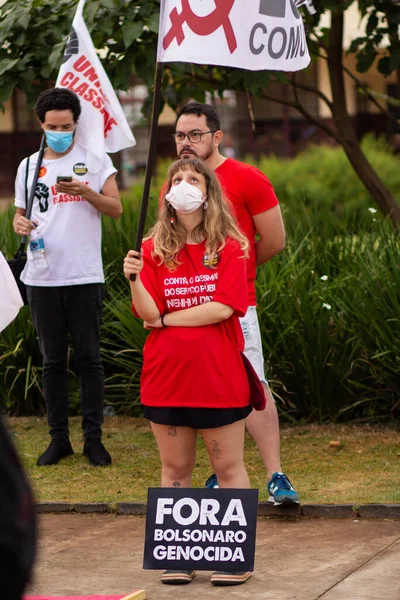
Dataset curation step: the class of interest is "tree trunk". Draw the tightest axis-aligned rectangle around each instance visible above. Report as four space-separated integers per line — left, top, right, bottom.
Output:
328 10 400 227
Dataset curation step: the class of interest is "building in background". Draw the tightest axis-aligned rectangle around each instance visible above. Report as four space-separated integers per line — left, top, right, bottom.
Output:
0 90 43 197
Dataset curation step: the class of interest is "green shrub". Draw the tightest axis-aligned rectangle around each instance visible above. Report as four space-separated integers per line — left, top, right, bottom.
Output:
257 220 399 421
251 135 399 239
0 305 44 414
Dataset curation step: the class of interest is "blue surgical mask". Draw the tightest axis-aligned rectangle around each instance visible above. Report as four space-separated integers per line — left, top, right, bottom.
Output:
44 130 74 153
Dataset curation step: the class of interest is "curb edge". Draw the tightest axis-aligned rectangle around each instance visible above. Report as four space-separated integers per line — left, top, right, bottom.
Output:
35 502 400 519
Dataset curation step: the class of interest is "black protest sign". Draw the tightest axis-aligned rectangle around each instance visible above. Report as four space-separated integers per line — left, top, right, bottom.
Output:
143 487 258 572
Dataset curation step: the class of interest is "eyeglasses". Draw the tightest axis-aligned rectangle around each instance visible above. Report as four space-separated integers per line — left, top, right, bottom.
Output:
172 130 217 144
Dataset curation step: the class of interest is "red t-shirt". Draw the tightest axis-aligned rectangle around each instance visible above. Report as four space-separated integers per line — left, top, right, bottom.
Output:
159 158 279 305
215 158 279 305
132 238 250 409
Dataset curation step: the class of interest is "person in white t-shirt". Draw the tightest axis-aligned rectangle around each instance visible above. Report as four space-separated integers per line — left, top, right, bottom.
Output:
13 88 122 467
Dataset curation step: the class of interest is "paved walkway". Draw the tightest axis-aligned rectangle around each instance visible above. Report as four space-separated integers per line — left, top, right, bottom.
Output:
27 514 400 599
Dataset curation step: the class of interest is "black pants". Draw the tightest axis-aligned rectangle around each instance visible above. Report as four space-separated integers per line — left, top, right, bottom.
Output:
27 284 105 440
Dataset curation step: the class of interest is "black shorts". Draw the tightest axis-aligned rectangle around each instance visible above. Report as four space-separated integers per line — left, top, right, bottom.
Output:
143 405 252 429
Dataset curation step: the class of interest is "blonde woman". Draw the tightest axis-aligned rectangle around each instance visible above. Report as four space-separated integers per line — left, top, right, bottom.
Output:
123 158 252 587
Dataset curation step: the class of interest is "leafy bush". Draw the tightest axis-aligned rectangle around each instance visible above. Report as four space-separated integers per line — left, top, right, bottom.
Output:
257 221 400 422
252 135 399 238
1 142 399 421
0 305 44 414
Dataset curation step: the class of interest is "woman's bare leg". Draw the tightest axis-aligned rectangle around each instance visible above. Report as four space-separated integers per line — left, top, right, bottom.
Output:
151 423 197 488
201 419 249 488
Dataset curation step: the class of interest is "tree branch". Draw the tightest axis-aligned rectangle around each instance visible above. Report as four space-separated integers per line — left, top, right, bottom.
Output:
180 67 343 144
352 80 399 125
310 45 398 125
341 63 398 125
290 73 344 144
260 88 343 144
246 91 256 133
277 76 334 111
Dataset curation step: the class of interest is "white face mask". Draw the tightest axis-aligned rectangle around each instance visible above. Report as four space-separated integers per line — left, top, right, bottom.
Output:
165 180 205 214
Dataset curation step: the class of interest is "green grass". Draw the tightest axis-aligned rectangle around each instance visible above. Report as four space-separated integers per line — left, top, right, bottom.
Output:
7 417 400 505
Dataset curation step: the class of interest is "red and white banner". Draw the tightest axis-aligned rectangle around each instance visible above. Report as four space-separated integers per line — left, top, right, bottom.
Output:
56 0 135 171
157 0 313 72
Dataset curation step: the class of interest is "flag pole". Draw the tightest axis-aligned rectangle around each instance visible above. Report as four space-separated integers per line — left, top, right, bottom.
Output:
130 61 164 281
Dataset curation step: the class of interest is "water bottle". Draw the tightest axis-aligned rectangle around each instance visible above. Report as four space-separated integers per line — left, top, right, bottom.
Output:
29 228 48 268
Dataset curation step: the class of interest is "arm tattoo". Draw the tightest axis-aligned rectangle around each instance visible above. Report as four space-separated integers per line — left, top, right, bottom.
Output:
173 481 181 487
211 440 222 459
168 426 177 437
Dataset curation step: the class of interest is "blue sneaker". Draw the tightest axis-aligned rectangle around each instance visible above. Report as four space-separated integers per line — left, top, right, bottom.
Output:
205 473 219 489
267 472 299 505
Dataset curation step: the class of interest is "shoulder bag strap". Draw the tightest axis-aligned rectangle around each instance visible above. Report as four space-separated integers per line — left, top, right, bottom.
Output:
14 156 32 255
24 156 30 210
20 135 46 246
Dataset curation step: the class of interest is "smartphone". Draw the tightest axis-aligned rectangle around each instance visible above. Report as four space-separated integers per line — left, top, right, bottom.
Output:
56 176 72 183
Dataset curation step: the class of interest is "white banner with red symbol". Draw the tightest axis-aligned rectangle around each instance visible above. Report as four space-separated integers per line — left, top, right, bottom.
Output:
56 0 135 171
158 0 313 71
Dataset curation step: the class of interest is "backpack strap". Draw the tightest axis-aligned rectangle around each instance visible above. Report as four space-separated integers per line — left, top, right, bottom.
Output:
24 156 30 210
18 136 45 247
25 143 44 222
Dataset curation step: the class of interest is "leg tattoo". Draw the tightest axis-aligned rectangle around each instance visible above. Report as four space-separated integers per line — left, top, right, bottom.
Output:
173 481 181 487
211 440 222 460
168 427 177 437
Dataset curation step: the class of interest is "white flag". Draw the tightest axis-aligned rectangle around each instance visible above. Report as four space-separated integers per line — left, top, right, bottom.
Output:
158 0 312 72
56 0 135 171
0 252 23 334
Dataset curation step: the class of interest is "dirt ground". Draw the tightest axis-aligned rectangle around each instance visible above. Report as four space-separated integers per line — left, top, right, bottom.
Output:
26 513 400 600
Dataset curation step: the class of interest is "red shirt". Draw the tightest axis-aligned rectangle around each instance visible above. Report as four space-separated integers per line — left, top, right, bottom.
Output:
132 238 250 409
215 159 279 305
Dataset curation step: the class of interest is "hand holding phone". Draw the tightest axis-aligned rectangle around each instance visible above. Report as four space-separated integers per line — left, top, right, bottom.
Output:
55 176 83 198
